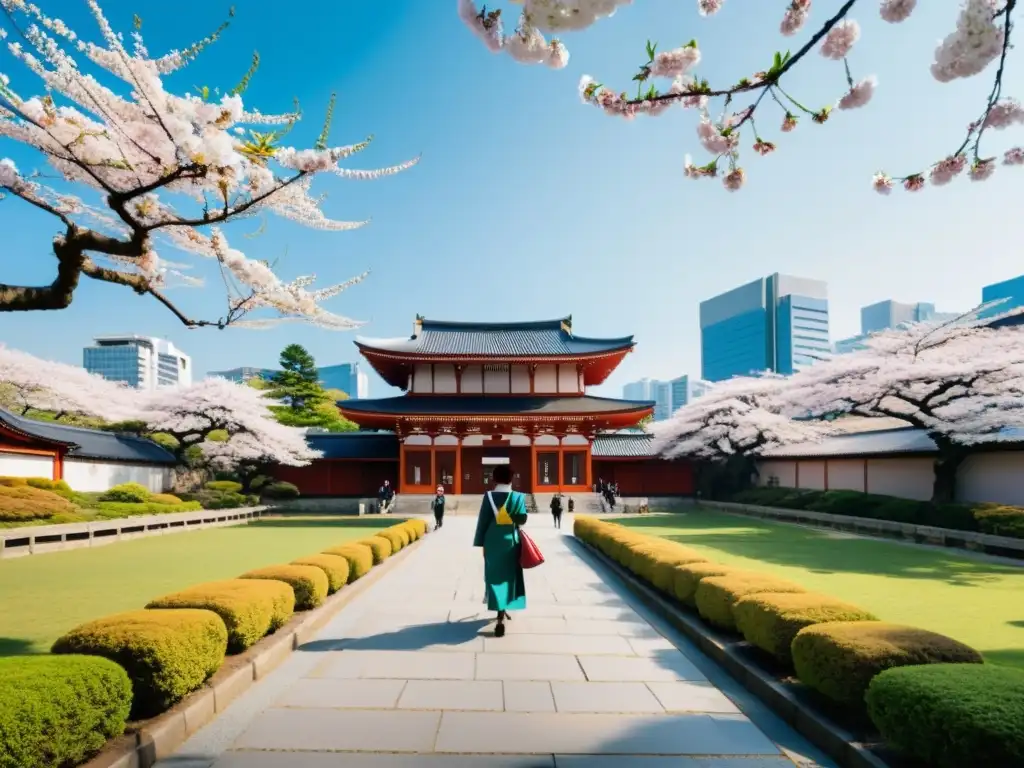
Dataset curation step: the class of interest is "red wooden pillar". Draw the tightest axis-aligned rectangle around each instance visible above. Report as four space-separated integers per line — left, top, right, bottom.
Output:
53 450 64 482
454 434 463 495
584 439 593 490
429 434 436 490
528 433 538 493
399 440 407 494
556 435 564 491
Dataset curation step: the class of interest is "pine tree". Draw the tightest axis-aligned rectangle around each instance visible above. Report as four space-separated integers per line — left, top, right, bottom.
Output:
269 344 326 412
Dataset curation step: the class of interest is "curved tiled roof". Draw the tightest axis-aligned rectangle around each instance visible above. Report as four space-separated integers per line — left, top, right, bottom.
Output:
339 395 654 417
592 433 657 458
0 408 176 464
356 317 634 358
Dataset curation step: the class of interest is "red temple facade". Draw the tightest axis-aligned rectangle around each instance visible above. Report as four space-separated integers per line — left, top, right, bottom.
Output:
273 316 695 497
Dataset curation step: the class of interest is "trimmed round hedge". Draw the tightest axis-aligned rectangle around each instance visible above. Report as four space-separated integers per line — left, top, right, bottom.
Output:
360 537 392 564
240 565 328 610
291 554 350 594
791 621 984 707
323 542 375 581
51 609 227 719
147 579 292 653
672 562 742 607
375 528 405 553
0 655 132 768
695 574 806 631
627 541 707 592
404 518 428 538
866 663 1024 768
733 592 877 663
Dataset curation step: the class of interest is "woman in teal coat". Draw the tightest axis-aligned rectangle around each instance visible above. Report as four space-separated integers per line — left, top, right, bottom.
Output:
473 464 528 637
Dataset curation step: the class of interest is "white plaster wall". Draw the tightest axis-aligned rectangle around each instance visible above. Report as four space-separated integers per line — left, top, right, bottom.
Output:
957 452 1024 505
483 367 511 394
866 458 934 501
534 365 557 393
534 434 559 447
827 459 866 492
798 460 826 490
404 435 432 446
0 451 53 479
433 365 457 394
413 364 432 394
757 460 796 488
461 434 531 447
579 371 585 391
63 460 171 493
461 365 483 394
563 434 589 446
557 364 578 393
510 366 531 394
434 434 459 446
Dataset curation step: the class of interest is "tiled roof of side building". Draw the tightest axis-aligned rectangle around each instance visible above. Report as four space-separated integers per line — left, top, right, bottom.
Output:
356 317 634 357
339 395 654 416
592 433 657 458
0 408 176 464
306 432 399 460
760 427 939 459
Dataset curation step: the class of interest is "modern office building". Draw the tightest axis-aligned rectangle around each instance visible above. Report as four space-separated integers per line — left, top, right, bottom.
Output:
981 274 1024 318
623 375 710 421
834 300 962 353
83 336 191 390
318 363 369 399
700 273 830 382
207 367 277 383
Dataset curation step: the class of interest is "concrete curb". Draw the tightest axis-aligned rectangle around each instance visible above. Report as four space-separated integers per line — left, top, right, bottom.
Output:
82 527 430 768
571 537 893 768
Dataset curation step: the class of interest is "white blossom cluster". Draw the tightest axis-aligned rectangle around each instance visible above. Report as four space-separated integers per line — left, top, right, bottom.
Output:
932 0 1006 82
0 1 417 328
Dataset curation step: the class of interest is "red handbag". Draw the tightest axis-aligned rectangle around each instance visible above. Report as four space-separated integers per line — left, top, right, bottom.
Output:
518 528 545 569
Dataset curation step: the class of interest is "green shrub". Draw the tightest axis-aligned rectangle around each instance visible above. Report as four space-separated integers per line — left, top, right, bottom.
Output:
375 528 404 553
624 539 706 586
205 480 243 493
99 482 151 503
262 481 299 500
0 476 28 487
0 485 78 522
791 621 984 708
51 609 227 719
291 554 350 594
733 592 878 663
149 492 183 505
695 574 806 631
671 562 742 607
24 477 72 493
360 537 392 564
240 564 328 610
202 491 248 509
866 664 1024 768
249 474 271 491
973 504 1024 539
147 579 290 653
323 542 375 582
0 655 132 768
93 500 202 518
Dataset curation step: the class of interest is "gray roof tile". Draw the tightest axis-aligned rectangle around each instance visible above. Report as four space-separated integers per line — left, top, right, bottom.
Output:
593 433 657 458
0 409 176 464
760 427 938 458
339 395 653 417
357 318 634 357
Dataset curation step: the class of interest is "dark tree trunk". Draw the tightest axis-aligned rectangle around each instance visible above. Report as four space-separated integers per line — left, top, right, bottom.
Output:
931 437 969 503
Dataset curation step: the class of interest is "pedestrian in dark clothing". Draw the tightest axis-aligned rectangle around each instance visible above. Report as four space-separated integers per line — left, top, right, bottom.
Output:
550 494 563 529
567 497 575 515
431 485 446 530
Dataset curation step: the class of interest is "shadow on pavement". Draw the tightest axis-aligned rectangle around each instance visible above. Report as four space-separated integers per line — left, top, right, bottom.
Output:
298 619 490 652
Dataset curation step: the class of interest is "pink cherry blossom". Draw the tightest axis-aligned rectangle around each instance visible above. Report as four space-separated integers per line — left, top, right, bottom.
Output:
722 167 746 191
651 45 701 78
932 0 1005 83
697 115 738 155
698 0 725 15
880 0 917 23
984 99 1024 129
782 113 798 132
903 175 925 191
753 139 776 155
969 158 996 181
838 76 877 110
872 172 894 194
929 154 967 186
1004 147 1024 165
820 20 861 60
781 0 811 36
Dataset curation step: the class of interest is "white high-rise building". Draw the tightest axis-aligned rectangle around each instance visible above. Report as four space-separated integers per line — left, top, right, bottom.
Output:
83 336 191 390
623 375 710 421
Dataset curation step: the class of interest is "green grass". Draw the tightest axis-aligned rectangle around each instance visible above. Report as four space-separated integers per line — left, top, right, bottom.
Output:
0 516 395 655
615 508 1024 669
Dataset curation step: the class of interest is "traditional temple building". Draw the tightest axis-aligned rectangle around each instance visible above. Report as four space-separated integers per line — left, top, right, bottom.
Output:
273 316 694 497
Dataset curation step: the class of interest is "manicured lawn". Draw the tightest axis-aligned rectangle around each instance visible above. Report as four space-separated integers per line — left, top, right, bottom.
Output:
0 516 395 655
615 508 1024 669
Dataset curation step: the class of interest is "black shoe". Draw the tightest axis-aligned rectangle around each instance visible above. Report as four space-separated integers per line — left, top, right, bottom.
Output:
494 621 506 638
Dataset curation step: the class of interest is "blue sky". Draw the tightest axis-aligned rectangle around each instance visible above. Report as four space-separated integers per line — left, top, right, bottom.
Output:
1 0 1022 398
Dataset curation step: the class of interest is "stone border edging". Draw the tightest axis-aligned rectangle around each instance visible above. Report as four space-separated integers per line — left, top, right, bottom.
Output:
0 507 266 558
82 526 430 768
571 537 891 768
702 501 1024 559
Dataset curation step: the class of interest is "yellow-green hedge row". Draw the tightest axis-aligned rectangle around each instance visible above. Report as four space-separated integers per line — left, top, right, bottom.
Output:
573 515 986 713
28 518 430 765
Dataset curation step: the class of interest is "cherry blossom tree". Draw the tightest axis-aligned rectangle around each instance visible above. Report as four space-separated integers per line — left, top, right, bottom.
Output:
780 308 1024 501
650 374 832 497
458 0 1021 193
0 1 416 328
138 377 320 475
0 343 142 421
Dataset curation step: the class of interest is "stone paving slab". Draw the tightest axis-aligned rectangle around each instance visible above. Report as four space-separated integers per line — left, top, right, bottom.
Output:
160 515 834 767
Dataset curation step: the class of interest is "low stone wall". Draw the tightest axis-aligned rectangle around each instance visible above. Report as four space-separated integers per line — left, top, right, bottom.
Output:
266 497 383 515
702 500 1024 559
0 507 264 558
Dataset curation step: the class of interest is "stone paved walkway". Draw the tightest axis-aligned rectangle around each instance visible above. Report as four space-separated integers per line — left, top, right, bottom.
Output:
161 515 834 767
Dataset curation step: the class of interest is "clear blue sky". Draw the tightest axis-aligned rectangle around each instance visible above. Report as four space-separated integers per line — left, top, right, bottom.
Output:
1 0 1021 398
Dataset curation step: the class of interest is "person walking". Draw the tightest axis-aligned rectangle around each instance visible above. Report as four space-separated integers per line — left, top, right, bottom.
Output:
473 463 528 638
550 493 563 529
567 497 575 517
431 485 446 530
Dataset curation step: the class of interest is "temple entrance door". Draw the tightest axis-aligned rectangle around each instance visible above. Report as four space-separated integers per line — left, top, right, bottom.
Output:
481 457 509 491
435 449 456 494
